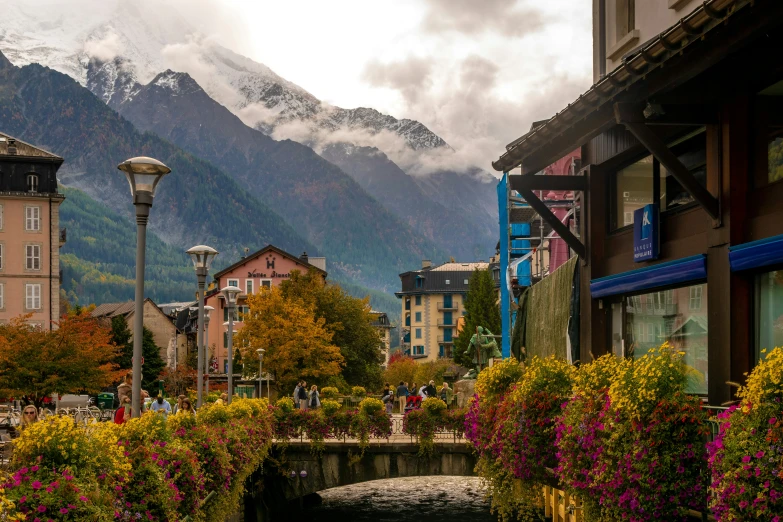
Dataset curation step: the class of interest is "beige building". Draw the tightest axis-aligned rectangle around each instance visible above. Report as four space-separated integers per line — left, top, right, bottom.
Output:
0 133 65 330
91 299 181 367
396 261 489 363
370 310 394 364
594 0 705 82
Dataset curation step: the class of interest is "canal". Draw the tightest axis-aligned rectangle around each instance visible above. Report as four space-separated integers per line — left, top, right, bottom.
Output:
290 476 496 522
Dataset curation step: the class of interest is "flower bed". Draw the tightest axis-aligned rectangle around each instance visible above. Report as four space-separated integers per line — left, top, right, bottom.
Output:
0 398 273 522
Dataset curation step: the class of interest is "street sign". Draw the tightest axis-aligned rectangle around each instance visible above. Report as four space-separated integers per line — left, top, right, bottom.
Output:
633 203 659 262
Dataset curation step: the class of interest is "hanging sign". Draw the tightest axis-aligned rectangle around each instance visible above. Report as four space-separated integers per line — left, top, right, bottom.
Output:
633 203 659 262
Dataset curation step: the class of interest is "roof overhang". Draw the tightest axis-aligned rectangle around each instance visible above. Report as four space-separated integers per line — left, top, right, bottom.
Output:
492 0 763 175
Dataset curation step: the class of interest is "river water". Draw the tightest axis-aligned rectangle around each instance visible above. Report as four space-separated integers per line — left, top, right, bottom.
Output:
293 476 497 522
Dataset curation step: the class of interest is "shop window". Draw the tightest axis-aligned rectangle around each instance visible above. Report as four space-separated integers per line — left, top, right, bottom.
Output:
611 129 706 230
623 283 708 394
757 271 783 361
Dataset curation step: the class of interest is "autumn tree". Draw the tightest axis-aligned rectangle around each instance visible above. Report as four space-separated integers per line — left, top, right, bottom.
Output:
0 312 123 407
235 285 343 392
453 269 501 367
382 355 417 388
280 270 384 389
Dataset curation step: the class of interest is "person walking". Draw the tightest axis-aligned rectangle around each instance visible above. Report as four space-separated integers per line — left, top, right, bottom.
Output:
117 372 133 405
298 381 309 410
418 383 428 398
439 382 454 408
396 381 409 413
426 380 437 399
308 385 320 409
293 381 302 409
150 395 172 417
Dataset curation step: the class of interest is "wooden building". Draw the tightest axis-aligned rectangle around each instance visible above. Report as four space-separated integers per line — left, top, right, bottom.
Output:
494 0 783 404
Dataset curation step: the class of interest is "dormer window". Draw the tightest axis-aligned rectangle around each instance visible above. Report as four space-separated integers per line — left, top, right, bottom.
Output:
27 174 38 193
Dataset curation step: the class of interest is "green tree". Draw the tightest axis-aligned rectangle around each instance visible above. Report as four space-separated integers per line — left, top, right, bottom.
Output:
280 270 384 389
453 269 501 367
110 316 133 369
140 328 166 393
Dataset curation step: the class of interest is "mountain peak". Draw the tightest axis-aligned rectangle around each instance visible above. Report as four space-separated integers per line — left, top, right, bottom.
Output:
151 70 201 94
0 50 13 71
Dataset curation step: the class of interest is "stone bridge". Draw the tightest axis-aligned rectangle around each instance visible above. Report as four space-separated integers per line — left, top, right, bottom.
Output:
243 441 476 521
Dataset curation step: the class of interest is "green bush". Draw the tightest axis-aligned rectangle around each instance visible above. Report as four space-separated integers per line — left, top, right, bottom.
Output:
321 399 341 416
351 386 367 398
422 397 447 416
321 386 340 400
359 397 384 416
276 397 295 413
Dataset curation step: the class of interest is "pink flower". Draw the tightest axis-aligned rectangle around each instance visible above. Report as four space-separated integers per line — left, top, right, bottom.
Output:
742 455 751 463
31 481 42 490
756 450 765 458
59 508 69 514
36 505 47 513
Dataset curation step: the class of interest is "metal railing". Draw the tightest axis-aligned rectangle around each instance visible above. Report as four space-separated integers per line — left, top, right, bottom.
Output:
437 302 458 311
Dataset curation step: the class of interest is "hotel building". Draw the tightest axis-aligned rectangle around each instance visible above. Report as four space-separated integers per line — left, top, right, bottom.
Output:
396 261 489 362
0 133 65 329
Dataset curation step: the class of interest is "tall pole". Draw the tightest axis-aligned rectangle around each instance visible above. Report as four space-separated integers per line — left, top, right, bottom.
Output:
196 269 206 408
258 351 263 399
204 315 211 396
132 194 151 418
227 305 234 405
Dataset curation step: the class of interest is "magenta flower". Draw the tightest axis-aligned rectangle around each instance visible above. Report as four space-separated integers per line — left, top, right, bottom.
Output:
31 481 42 490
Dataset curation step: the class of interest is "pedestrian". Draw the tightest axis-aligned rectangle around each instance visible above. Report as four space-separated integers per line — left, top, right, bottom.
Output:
308 385 320 409
382 390 394 415
151 395 172 417
382 382 391 397
114 396 131 424
179 398 196 415
396 381 409 413
298 381 309 410
439 382 454 408
418 383 428 398
19 405 38 428
117 372 133 405
426 380 437 398
293 381 302 409
173 394 186 414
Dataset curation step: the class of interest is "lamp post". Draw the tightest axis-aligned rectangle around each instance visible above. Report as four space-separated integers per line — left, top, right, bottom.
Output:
221 285 241 405
204 305 214 396
256 349 265 399
186 245 218 409
117 156 171 418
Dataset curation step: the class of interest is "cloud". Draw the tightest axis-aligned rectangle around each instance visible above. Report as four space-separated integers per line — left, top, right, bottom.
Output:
83 30 122 62
421 0 545 38
363 56 435 106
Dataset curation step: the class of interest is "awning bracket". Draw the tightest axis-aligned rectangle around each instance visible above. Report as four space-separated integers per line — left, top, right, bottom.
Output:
517 188 586 259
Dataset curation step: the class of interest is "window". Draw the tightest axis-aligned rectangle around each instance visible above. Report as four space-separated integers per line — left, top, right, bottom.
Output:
443 294 453 308
464 279 469 285
415 328 422 339
237 305 249 321
245 280 253 295
405 298 411 311
616 0 635 39
445 279 450 285
415 295 421 306
25 283 41 310
443 311 453 325
223 307 238 322
0 283 4 309
26 244 41 270
413 345 425 356
259 279 272 289
27 174 39 192
0 244 3 270
25 206 40 231
439 345 444 358
415 312 421 322
661 130 707 210
405 315 410 327
227 278 239 288
624 283 708 394
0 204 3 230
689 286 703 310
757 270 783 361
415 276 424 288
444 327 453 342
612 155 654 229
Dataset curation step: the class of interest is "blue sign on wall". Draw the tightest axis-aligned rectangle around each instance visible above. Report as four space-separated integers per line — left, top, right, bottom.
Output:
633 204 659 262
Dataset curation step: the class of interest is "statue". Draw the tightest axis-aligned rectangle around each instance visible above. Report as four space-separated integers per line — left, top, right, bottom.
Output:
463 326 502 379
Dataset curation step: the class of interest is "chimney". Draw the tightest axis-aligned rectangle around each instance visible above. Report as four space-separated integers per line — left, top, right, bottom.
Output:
7 138 17 155
422 259 432 269
300 251 309 264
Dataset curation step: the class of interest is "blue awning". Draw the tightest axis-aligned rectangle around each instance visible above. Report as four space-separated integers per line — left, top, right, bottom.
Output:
590 255 707 298
729 234 783 272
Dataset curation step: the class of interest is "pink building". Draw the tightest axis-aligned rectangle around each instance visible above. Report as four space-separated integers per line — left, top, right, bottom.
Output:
203 245 326 373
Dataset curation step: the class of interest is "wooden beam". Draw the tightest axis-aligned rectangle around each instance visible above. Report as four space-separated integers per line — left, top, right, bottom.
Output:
508 175 587 192
614 102 717 125
615 103 720 219
518 188 586 258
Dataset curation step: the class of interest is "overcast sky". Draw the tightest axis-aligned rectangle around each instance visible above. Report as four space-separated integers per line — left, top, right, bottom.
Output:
183 0 593 169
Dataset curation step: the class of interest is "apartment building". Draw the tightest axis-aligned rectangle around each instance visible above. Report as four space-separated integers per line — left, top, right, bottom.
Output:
370 310 394 364
0 133 65 329
396 261 489 362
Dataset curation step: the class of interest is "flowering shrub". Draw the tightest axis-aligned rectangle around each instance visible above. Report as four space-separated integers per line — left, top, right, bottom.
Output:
320 386 339 400
351 386 367 398
474 357 523 399
358 397 384 416
708 347 783 521
320 398 341 416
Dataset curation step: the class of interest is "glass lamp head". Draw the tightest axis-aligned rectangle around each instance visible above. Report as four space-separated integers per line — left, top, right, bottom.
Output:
117 157 171 198
186 245 219 270
221 285 241 306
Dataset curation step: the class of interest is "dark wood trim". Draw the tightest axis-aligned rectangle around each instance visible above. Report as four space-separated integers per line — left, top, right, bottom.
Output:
518 188 586 258
508 174 587 192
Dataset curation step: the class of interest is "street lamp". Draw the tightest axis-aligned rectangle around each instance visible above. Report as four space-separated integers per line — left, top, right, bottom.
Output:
187 245 218 408
204 305 214 396
221 285 241 405
117 156 171 418
256 348 269 399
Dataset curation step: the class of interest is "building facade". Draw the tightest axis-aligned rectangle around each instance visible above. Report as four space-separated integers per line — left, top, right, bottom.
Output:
203 245 326 374
396 261 489 363
0 133 65 330
494 0 783 405
370 310 394 364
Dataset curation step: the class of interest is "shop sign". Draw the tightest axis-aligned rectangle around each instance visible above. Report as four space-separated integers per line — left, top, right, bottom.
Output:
247 268 290 279
633 203 659 262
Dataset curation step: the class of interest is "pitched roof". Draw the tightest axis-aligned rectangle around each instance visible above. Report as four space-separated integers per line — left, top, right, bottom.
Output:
0 132 63 161
212 244 327 279
430 262 489 272
91 301 135 318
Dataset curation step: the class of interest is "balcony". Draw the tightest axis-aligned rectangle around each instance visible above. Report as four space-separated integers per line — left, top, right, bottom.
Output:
437 320 455 328
437 302 457 311
59 228 67 245
437 336 454 344
438 346 454 359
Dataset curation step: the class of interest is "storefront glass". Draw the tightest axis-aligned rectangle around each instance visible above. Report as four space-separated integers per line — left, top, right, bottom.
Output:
757 271 783 360
624 283 708 394
612 155 654 229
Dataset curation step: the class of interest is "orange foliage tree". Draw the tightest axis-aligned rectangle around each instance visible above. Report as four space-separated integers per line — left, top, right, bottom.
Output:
235 285 344 392
0 311 123 407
